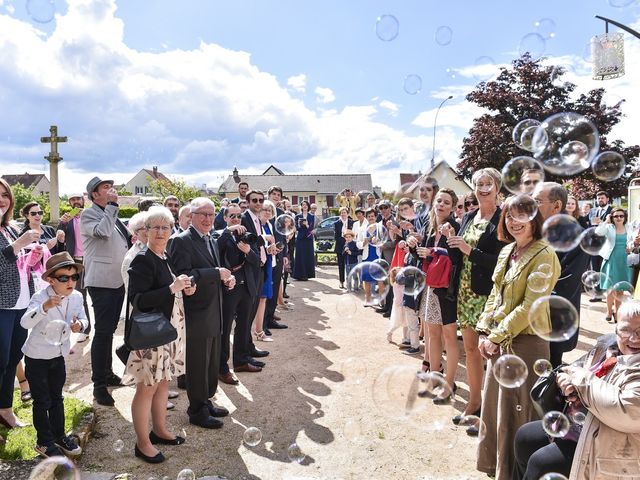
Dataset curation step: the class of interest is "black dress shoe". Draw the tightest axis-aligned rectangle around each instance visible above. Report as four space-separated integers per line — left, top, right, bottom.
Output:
93 387 115 406
283 292 290 298
264 329 272 336
382 311 391 318
206 401 229 418
106 373 123 387
251 349 270 357
176 375 187 390
135 444 165 463
249 359 266 368
189 412 223 429
270 321 288 329
149 431 185 445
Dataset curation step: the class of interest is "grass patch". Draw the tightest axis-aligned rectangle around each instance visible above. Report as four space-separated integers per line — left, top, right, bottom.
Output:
0 389 92 460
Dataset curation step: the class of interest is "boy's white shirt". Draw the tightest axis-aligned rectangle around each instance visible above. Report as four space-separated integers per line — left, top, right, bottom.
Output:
21 286 89 359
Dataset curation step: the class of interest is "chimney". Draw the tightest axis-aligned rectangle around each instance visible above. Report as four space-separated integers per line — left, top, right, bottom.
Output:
233 166 240 183
152 166 158 177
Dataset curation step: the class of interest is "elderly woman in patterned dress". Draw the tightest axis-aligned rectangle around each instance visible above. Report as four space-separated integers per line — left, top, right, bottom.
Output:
123 207 195 464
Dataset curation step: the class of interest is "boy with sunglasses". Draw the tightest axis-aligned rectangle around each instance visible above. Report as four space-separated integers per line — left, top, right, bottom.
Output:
21 252 88 458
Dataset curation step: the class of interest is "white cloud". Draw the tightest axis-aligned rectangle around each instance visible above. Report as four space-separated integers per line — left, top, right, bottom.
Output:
314 86 335 104
286 73 307 93
379 99 399 116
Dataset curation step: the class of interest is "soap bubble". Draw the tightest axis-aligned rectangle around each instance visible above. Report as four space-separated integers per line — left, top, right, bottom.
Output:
519 33 546 60
533 358 553 376
396 266 426 296
180 428 187 439
570 410 586 426
403 74 422 95
533 113 600 176
512 119 541 150
507 194 539 223
357 190 376 207
473 56 497 82
538 263 553 278
348 262 390 306
336 295 358 319
372 259 390 278
364 223 388 247
591 151 626 182
608 0 637 7
457 415 486 442
376 15 399 41
445 67 457 79
492 354 528 388
435 26 453 45
113 439 124 453
609 281 634 302
542 410 570 438
501 156 545 194
540 474 569 480
274 214 296 236
529 295 579 342
26 0 56 24
243 427 262 447
416 371 454 405
341 357 367 384
29 456 80 480
579 227 607 256
542 214 584 252
581 270 608 289
372 366 423 417
44 319 70 346
534 18 557 39
177 469 196 480
287 442 306 463
521 126 548 153
528 272 550 293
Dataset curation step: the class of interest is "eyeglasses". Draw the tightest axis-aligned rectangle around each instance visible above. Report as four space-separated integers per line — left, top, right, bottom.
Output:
52 273 80 282
379 205 390 210
612 215 625 219
29 211 44 216
148 226 172 232
617 326 640 339
192 211 215 218
522 180 540 186
465 200 478 207
227 214 242 219
250 198 265 204
456 205 464 209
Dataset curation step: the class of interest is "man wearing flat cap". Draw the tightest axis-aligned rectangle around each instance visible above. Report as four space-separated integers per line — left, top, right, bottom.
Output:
80 177 131 406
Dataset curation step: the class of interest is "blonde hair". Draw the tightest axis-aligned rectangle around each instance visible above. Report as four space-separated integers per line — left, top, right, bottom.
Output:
472 167 502 191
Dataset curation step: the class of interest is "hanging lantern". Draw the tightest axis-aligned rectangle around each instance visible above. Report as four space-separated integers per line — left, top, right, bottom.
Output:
592 32 625 80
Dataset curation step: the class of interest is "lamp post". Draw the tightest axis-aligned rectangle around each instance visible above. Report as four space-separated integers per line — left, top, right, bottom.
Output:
591 16 640 80
431 95 453 170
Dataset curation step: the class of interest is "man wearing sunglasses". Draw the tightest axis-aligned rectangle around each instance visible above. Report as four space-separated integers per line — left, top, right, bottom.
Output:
80 177 132 406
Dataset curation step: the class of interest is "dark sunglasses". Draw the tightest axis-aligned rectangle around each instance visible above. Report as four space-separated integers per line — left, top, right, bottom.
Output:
227 213 242 219
465 200 479 207
379 205 390 209
250 198 265 204
612 215 625 219
29 211 44 216
52 273 80 282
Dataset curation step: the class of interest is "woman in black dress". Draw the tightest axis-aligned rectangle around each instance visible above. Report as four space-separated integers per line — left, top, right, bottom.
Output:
292 200 316 280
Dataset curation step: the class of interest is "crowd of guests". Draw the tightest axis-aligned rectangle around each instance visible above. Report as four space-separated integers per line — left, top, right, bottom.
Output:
333 173 640 479
0 176 318 463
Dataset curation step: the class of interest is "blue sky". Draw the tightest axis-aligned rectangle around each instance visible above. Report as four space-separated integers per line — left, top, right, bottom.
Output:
1 0 639 194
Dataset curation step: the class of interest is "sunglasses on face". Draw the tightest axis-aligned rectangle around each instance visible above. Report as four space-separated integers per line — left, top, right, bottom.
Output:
52 273 80 282
380 205 390 210
250 198 265 204
612 215 625 219
227 213 242 219
465 200 479 207
29 211 44 216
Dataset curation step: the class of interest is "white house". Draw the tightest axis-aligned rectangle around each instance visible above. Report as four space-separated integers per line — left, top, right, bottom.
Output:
124 166 172 196
2 173 51 195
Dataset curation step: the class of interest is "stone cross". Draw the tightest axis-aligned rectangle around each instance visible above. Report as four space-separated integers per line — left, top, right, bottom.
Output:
41 125 67 222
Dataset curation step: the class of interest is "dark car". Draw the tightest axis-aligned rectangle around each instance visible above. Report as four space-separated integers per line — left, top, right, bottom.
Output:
314 216 340 242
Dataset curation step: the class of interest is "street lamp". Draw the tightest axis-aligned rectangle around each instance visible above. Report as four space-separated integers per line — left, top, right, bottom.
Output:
592 15 640 80
431 95 453 170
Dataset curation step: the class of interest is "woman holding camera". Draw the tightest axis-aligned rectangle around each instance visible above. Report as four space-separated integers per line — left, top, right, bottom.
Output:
292 200 315 281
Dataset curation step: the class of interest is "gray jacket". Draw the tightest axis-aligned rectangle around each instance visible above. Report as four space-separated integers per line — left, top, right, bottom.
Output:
80 203 130 289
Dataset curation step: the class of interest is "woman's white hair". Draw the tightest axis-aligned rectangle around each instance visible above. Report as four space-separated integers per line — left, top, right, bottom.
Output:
127 211 148 235
190 197 216 212
263 199 277 218
616 300 640 324
144 206 174 228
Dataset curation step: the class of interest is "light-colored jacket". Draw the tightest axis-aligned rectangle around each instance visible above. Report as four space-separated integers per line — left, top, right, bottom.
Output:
569 352 640 480
476 239 561 346
80 203 129 289
594 223 635 261
121 241 146 289
21 286 89 359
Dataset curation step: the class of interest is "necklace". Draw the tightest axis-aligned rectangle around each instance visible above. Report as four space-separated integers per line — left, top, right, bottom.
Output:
510 240 534 262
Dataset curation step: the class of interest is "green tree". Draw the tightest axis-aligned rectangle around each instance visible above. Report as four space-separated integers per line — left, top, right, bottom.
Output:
147 178 202 204
457 54 640 199
11 183 50 222
117 186 133 196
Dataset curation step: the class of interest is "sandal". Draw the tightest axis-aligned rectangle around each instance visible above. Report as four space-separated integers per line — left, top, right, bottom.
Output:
421 360 430 372
19 379 32 402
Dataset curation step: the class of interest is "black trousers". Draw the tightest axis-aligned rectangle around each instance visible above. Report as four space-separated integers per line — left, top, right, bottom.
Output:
0 309 27 408
25 356 66 447
221 282 253 370
185 333 220 415
265 262 283 328
336 251 346 283
513 420 576 480
88 286 125 388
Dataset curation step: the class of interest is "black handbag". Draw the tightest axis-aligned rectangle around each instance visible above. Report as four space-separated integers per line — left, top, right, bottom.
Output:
125 294 177 350
530 365 567 418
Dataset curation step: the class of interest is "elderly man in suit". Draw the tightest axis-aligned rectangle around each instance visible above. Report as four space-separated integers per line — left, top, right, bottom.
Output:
80 177 131 406
59 193 91 340
334 207 354 289
168 197 234 429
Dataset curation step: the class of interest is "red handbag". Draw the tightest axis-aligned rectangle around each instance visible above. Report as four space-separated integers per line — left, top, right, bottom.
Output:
422 251 452 288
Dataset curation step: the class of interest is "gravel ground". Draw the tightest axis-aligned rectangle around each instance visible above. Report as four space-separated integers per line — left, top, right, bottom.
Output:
3 265 609 479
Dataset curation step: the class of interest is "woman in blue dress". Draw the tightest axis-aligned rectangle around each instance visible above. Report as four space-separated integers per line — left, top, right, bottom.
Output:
252 201 276 342
357 208 385 305
595 207 633 323
293 201 316 280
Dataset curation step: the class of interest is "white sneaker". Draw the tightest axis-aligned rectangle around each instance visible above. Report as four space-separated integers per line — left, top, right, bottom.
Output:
76 333 90 343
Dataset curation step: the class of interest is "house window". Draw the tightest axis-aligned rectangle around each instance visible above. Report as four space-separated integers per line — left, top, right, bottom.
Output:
326 195 334 207
309 195 316 204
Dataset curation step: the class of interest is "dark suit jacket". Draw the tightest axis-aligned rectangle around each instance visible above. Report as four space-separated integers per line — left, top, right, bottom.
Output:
450 208 507 297
217 228 260 297
241 210 264 283
167 225 223 337
333 218 354 253
59 215 80 257
270 207 288 262
590 205 612 225
214 208 227 231
127 248 175 321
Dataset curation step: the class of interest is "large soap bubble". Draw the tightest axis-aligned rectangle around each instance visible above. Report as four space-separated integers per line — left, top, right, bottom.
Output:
502 156 545 194
29 456 80 480
591 151 626 182
492 354 528 388
533 112 600 176
403 74 422 95
395 266 426 297
507 193 539 222
513 119 541 150
375 15 399 41
243 427 262 447
534 18 557 39
44 319 70 346
27 0 56 24
529 295 579 342
435 26 453 46
518 33 546 60
275 214 296 236
542 410 570 438
542 214 584 252
579 227 606 256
